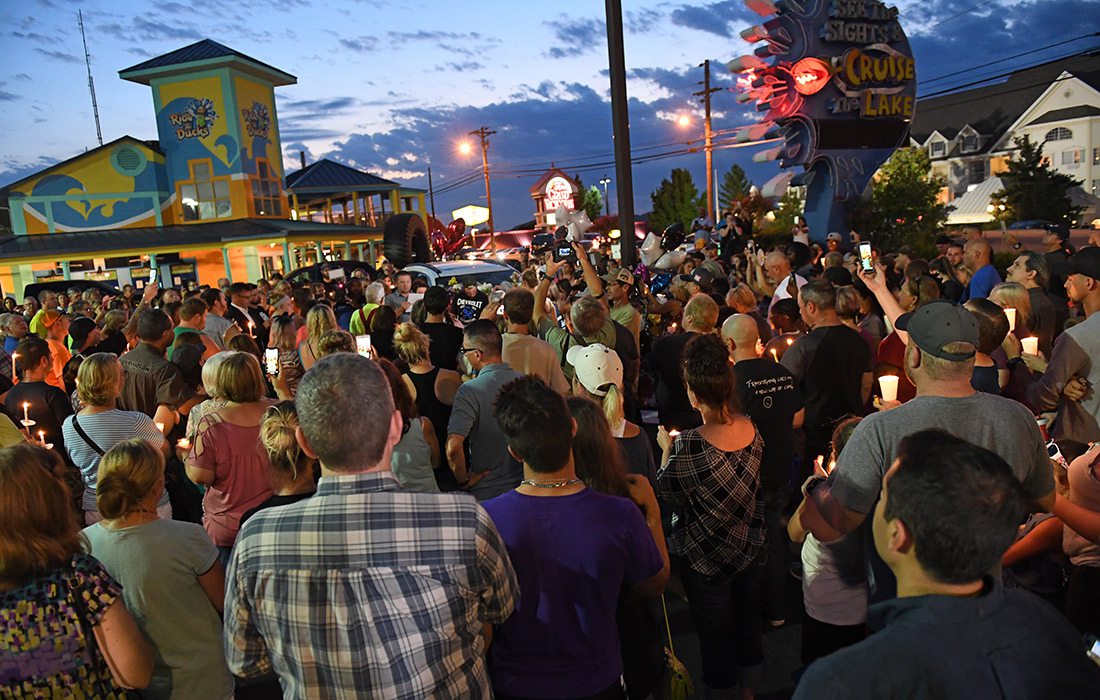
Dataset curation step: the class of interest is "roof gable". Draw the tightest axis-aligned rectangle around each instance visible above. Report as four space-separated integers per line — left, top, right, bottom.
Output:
2 136 162 196
1026 105 1100 126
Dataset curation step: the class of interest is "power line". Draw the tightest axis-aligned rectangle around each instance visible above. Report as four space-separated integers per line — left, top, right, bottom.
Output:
919 32 1099 86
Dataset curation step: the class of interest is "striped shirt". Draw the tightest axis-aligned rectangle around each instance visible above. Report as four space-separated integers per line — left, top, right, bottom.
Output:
224 471 518 699
62 409 167 511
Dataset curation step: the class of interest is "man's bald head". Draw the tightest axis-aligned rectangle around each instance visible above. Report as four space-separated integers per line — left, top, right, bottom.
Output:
721 313 760 349
964 238 992 268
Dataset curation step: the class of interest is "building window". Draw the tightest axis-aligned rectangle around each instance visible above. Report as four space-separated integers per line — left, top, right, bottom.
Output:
1093 148 1099 165
179 160 231 221
1045 127 1072 142
930 140 946 157
968 160 986 184
1062 149 1083 166
251 160 283 217
961 133 979 153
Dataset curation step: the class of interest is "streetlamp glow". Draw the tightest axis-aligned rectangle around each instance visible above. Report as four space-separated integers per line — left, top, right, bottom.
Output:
599 175 612 217
458 141 473 155
676 114 692 128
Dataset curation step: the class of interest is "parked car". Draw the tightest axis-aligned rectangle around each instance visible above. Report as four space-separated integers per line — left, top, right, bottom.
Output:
284 261 376 286
403 260 519 289
22 279 120 301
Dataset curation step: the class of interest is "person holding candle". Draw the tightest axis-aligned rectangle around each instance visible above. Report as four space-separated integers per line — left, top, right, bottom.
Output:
5 336 72 452
82 439 233 700
118 307 201 436
62 353 171 525
722 313 805 628
1023 247 1100 445
224 282 255 336
40 310 71 391
2 311 28 356
1005 252 1060 354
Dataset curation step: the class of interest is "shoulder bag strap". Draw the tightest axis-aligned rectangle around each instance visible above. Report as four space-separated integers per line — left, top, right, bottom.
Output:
71 414 106 456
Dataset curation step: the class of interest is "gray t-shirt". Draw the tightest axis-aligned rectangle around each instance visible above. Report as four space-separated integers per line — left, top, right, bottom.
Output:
830 393 1054 514
447 362 524 501
83 519 233 700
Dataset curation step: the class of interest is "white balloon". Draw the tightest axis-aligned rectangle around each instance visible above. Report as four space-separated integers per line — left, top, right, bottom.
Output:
640 232 663 267
655 250 687 270
567 210 592 241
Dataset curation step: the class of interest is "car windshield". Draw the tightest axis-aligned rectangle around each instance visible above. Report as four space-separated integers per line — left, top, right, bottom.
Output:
435 268 517 288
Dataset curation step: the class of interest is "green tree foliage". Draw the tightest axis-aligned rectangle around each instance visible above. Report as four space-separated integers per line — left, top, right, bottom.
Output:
759 188 803 236
849 147 949 252
990 135 1082 225
649 168 703 232
582 186 603 221
718 164 753 211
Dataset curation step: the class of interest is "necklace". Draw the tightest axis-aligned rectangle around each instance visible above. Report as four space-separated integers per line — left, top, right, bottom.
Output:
519 478 583 489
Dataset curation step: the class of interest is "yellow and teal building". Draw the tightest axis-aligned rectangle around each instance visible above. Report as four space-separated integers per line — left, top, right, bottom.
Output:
0 39 427 296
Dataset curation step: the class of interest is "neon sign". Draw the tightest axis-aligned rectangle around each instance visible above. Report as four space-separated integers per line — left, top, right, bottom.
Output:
791 57 831 95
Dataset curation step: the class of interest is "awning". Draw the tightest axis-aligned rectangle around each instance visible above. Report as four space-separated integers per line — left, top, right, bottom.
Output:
945 177 1003 225
0 218 381 266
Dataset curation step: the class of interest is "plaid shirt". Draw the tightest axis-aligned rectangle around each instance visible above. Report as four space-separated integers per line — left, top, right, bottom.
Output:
224 471 518 699
657 428 765 577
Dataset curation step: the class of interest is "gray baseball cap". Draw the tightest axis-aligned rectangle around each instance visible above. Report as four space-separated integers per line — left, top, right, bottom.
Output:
895 300 978 361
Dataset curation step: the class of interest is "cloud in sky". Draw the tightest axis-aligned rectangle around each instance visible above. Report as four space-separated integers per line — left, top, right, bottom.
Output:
544 16 607 59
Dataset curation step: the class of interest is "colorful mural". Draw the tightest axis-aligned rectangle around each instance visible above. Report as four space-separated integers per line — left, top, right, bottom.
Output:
10 138 172 234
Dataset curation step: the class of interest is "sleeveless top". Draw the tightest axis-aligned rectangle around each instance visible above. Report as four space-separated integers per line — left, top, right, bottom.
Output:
406 368 452 437
391 418 441 494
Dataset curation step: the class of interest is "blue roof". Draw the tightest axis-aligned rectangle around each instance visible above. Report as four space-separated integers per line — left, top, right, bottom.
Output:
285 159 400 191
119 39 295 86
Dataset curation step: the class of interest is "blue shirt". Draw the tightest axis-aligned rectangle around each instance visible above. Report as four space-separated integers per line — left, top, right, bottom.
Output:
225 471 518 700
960 263 1001 302
447 362 525 500
794 578 1100 698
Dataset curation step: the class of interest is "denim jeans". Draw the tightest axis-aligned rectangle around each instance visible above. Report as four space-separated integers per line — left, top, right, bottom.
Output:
674 550 766 690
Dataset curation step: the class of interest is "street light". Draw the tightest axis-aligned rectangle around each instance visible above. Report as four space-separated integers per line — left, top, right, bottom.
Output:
599 175 611 216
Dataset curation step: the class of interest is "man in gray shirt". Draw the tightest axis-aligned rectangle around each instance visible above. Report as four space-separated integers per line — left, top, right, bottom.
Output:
384 270 413 323
446 319 524 500
796 301 1055 601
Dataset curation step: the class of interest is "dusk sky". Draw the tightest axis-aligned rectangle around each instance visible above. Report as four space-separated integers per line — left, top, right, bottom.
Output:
2 0 1098 228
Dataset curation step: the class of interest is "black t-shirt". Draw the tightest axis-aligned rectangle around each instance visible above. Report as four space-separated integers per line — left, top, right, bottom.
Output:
5 380 74 450
240 492 314 528
650 331 702 431
734 358 804 503
781 324 871 457
453 291 488 325
418 321 464 371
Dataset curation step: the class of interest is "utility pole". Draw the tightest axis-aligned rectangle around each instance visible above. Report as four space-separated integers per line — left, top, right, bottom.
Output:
469 126 496 250
427 165 437 222
599 175 611 217
694 59 720 223
78 10 103 147
604 0 636 265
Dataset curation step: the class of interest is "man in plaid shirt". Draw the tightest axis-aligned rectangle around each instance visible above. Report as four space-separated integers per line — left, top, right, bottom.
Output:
224 353 518 699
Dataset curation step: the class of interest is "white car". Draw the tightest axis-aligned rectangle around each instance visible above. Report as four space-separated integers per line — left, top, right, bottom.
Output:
403 260 518 290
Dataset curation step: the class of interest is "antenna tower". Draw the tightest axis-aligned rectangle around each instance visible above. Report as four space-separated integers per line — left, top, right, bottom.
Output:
78 10 104 146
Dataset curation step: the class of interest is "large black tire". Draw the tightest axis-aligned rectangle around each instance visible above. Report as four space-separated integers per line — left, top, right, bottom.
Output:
384 213 430 269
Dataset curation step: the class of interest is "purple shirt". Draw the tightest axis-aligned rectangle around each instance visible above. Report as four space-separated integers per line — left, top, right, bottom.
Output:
483 488 663 698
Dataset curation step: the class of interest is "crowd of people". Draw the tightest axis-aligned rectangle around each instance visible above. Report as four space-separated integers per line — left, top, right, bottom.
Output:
2 219 1100 699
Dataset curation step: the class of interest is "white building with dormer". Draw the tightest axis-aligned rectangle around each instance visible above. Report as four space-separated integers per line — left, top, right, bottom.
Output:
908 49 1100 226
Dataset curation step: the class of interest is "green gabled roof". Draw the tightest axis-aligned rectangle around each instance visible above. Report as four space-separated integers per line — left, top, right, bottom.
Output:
119 39 296 86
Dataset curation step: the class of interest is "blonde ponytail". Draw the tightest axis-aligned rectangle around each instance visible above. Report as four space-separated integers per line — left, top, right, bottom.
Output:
95 439 164 520
602 384 624 428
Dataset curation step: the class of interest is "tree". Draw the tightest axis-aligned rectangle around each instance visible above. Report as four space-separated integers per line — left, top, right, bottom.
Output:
581 186 603 222
759 188 802 236
845 147 948 252
991 135 1082 225
718 164 753 211
649 168 703 232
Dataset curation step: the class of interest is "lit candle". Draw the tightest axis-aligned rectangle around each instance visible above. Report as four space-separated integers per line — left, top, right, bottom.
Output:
786 337 794 346
878 375 899 402
668 429 680 438
1004 307 1016 333
22 402 29 424
1021 336 1039 355
176 437 191 451
155 422 165 433
770 348 779 362
248 320 256 337
37 430 45 445
11 352 17 379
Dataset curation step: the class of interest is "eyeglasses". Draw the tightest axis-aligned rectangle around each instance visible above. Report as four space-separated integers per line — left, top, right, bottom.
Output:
460 347 482 355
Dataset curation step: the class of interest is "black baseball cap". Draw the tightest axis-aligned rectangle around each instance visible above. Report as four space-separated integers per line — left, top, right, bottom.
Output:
690 267 716 290
895 300 978 361
1051 246 1100 281
68 317 97 348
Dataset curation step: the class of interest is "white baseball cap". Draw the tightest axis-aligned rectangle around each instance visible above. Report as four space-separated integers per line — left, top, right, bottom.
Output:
566 343 623 396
